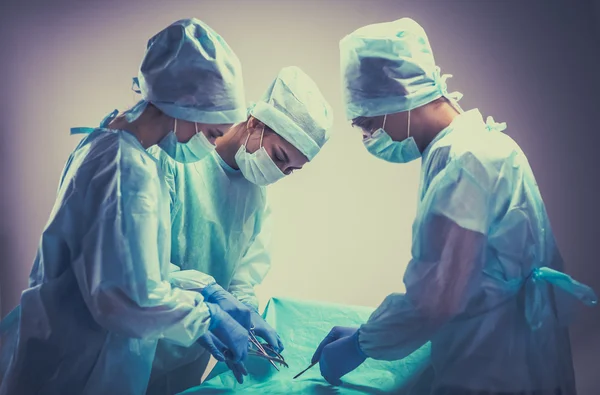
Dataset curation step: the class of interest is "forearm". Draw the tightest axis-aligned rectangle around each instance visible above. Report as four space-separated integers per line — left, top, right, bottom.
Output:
168 268 216 292
88 282 212 347
359 293 438 361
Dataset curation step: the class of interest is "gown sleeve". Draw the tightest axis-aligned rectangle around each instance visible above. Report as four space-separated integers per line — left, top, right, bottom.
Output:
359 154 493 360
229 202 273 312
71 144 213 347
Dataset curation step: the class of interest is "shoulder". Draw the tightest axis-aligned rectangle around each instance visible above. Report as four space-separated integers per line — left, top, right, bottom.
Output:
80 130 160 195
431 128 523 190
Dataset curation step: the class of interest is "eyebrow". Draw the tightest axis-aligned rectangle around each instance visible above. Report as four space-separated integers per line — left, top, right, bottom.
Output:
352 117 373 129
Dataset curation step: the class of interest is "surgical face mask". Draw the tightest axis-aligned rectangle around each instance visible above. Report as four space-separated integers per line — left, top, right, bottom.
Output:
363 112 421 163
235 127 285 186
158 118 215 163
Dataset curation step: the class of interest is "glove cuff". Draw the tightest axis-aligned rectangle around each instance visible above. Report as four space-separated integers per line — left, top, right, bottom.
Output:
242 302 260 315
201 283 223 300
352 330 368 360
205 302 221 331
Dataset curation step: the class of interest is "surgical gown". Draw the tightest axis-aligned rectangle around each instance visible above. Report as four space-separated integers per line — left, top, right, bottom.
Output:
0 129 214 395
146 147 271 394
358 109 594 394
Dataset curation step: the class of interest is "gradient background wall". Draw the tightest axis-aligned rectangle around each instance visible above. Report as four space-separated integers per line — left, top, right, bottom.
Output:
1 0 599 393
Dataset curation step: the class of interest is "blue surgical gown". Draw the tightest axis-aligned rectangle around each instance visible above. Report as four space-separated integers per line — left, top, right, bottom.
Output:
0 129 214 395
146 147 271 394
358 110 595 393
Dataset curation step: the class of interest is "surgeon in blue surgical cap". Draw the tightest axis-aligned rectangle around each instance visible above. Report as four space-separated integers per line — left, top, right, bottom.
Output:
147 65 333 392
311 18 597 395
0 18 249 395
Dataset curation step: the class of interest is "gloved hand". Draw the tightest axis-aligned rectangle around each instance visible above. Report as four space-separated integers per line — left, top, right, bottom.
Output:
202 284 252 330
225 360 249 385
197 332 249 384
201 302 249 362
248 309 284 353
311 326 367 386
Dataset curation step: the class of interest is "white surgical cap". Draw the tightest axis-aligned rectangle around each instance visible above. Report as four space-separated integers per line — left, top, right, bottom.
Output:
340 18 463 120
129 18 246 124
249 66 333 161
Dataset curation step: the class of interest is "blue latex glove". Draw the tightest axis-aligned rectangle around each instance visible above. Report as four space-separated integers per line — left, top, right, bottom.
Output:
311 326 367 386
197 332 248 384
248 309 284 353
225 360 248 385
202 284 252 330
201 302 249 362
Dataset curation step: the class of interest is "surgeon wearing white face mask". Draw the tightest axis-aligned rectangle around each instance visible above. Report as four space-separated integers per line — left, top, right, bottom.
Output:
147 114 311 394
147 66 333 393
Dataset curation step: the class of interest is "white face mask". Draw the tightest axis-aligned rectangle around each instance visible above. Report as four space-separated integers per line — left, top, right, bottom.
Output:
158 119 215 163
363 112 421 163
234 127 286 186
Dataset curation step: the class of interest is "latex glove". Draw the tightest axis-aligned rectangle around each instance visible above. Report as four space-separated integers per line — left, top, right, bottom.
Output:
202 302 249 362
248 309 284 353
311 326 367 386
225 360 249 385
202 284 252 330
197 332 248 384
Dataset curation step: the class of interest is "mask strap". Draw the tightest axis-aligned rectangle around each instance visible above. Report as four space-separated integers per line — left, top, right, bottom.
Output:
194 122 199 135
407 110 411 138
243 124 264 148
382 114 388 131
174 118 178 136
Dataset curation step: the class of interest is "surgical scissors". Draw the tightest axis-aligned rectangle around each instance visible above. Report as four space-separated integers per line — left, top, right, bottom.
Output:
248 325 288 370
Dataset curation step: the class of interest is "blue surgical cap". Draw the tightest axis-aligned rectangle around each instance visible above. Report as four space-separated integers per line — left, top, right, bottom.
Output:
340 18 463 120
249 66 333 161
130 18 246 124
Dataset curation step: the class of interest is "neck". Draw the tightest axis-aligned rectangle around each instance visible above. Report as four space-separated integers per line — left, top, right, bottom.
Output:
215 123 247 169
109 113 171 149
412 101 460 152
